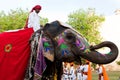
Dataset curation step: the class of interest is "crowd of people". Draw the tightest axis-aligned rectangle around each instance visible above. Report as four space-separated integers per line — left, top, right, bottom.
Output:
62 61 91 80
61 61 109 80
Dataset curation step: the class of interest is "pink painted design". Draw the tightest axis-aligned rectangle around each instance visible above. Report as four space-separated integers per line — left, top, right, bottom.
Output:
42 37 48 42
76 39 85 50
58 37 65 46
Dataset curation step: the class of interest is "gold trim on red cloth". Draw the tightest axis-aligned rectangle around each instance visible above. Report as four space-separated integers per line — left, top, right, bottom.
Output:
4 44 12 53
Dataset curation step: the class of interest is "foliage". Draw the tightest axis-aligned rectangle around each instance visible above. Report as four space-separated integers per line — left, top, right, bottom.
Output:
67 8 105 44
40 17 48 26
116 61 120 65
0 8 28 32
0 8 48 32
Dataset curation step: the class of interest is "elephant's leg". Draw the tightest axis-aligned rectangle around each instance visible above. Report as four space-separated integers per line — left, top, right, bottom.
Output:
41 58 55 80
56 60 63 80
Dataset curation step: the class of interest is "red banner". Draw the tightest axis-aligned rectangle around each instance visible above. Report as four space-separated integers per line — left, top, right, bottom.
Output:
0 28 34 80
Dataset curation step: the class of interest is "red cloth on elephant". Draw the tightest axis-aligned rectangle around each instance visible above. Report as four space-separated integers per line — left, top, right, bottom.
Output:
0 28 34 80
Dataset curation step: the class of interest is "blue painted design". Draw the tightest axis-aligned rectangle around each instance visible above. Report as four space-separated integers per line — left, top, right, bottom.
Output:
61 49 69 56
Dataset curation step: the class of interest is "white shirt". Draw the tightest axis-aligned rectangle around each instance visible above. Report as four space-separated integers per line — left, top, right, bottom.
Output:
98 66 103 74
97 66 104 80
77 65 83 73
83 64 88 72
28 10 40 31
69 66 76 80
82 64 88 80
77 65 83 80
63 67 69 79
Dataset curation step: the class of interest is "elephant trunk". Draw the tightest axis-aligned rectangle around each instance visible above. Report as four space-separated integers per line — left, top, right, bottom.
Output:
79 41 119 64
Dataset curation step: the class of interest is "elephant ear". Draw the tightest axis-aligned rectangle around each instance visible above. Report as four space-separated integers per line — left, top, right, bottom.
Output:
42 35 55 62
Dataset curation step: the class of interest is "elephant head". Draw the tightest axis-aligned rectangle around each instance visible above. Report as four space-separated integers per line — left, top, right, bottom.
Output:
42 20 119 64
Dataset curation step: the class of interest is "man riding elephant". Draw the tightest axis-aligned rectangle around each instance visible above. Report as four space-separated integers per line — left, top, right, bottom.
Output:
24 5 42 32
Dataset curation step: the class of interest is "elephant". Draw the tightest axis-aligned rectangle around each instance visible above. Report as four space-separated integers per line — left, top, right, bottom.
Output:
25 20 119 80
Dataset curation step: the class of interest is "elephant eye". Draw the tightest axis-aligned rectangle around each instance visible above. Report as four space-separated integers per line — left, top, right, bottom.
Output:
64 32 76 43
66 34 74 39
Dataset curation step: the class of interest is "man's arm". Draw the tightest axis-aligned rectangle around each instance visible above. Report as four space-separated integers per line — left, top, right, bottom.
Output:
28 13 34 28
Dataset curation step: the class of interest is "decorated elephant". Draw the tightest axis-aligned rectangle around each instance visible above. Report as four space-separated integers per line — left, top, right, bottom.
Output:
25 20 119 80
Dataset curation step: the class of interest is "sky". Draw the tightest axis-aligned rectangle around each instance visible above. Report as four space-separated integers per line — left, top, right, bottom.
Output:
0 0 120 22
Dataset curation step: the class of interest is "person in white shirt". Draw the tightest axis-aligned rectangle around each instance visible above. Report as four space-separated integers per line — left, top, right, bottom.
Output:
69 62 76 80
82 62 89 80
24 5 42 32
76 63 83 80
96 64 104 80
62 62 69 80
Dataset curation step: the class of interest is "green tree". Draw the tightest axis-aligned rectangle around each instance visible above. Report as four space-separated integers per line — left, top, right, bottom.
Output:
0 8 28 32
0 8 48 32
40 17 48 26
67 8 105 44
116 61 120 65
